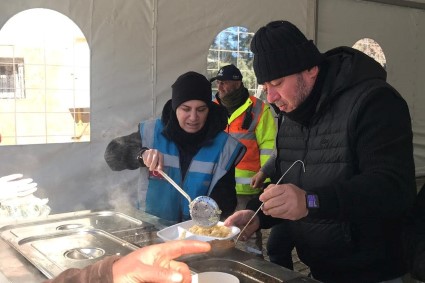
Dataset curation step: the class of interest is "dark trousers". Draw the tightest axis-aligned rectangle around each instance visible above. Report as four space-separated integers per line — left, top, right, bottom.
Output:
267 222 295 270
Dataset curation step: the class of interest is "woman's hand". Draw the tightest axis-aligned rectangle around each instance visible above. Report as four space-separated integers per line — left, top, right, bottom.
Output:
112 240 211 283
141 149 164 171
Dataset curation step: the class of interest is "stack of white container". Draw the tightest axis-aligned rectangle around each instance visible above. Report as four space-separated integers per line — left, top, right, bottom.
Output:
0 173 51 222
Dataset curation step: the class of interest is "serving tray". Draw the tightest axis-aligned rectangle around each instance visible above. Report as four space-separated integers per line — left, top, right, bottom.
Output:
0 210 150 279
3 228 138 278
0 210 152 239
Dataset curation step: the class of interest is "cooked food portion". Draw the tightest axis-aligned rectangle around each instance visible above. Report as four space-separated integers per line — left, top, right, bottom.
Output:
189 224 231 238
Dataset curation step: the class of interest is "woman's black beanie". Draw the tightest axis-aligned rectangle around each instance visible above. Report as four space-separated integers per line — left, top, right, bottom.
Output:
171 71 212 111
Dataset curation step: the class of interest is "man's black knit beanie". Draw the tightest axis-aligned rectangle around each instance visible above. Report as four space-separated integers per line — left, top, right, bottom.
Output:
250 20 324 84
171 71 212 111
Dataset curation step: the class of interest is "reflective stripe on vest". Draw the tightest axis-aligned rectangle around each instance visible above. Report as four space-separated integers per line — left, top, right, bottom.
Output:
226 97 263 173
227 97 264 194
215 96 275 195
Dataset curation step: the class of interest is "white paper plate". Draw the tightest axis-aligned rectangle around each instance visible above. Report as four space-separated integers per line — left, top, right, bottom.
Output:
157 220 240 242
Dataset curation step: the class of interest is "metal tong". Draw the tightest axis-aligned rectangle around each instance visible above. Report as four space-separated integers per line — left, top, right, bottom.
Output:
235 160 306 244
157 169 192 203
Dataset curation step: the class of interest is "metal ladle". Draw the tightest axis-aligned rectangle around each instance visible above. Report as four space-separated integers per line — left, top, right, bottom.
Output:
235 160 306 244
157 169 221 227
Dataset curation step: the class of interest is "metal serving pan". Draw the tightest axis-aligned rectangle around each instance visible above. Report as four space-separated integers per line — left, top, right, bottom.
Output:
0 210 152 239
7 228 138 279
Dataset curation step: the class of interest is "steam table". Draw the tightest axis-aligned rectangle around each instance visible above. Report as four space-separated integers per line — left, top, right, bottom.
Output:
0 208 320 283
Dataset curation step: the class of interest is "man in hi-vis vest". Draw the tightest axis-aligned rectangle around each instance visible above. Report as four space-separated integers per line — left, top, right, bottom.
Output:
211 64 276 255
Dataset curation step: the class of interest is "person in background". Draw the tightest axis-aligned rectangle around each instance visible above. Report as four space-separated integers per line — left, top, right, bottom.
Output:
225 20 416 283
210 64 276 255
105 71 246 222
44 240 211 283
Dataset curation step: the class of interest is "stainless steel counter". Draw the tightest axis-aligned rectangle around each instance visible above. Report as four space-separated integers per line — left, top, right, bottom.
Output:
0 209 320 283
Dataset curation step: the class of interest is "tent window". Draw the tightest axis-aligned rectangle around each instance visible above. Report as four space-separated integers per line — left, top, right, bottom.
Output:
0 57 25 99
0 8 90 145
352 38 387 69
208 26 265 100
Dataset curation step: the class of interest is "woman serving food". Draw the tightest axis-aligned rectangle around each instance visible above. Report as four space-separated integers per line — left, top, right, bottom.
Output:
105 71 246 222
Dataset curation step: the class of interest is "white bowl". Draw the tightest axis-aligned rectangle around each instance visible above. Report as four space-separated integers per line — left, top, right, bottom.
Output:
192 272 239 283
156 220 240 242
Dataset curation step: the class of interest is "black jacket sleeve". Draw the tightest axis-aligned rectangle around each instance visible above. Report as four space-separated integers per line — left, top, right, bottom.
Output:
104 130 142 171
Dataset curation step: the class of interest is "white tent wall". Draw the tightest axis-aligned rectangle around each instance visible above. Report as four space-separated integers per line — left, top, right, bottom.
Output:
153 0 317 115
1 0 424 214
0 0 315 213
0 0 155 213
316 0 425 182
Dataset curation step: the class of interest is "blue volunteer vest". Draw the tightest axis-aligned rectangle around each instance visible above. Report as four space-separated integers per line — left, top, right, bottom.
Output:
139 119 243 222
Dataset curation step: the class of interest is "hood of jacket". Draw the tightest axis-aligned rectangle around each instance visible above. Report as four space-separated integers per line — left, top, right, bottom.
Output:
316 46 387 112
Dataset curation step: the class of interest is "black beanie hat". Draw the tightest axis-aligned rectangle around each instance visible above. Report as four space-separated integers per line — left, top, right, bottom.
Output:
171 71 212 111
250 20 324 84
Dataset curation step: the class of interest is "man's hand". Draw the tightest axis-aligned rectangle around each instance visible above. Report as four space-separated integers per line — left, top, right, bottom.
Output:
224 210 260 241
250 171 267 189
112 240 211 283
260 183 308 220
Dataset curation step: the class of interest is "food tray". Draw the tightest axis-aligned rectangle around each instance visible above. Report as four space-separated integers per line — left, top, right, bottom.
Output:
157 220 240 242
5 228 138 279
0 210 151 239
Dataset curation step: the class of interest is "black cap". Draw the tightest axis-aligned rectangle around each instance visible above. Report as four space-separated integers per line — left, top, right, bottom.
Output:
210 64 243 82
250 20 323 84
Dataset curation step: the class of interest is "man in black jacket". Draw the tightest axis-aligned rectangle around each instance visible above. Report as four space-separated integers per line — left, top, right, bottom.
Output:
225 20 416 283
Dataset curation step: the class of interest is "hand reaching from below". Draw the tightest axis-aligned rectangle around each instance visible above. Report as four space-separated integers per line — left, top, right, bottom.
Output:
224 210 260 241
112 240 211 283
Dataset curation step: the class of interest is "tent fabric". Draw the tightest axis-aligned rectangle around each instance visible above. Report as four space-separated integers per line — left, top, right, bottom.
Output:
0 0 311 213
0 0 424 213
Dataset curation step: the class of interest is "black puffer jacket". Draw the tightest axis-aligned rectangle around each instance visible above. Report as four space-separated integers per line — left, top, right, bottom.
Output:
250 47 416 283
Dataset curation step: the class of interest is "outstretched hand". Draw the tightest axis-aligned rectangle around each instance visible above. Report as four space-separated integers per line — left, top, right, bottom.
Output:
224 210 260 241
112 240 211 283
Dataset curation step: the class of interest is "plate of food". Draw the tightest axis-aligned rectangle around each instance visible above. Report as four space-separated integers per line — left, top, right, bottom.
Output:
157 220 240 242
